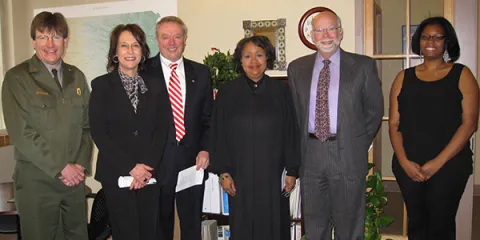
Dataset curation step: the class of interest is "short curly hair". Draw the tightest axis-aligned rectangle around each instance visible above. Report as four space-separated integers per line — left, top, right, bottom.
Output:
411 17 460 63
233 35 276 73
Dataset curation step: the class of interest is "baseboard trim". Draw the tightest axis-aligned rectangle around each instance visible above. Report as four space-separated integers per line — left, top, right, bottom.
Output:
474 184 480 197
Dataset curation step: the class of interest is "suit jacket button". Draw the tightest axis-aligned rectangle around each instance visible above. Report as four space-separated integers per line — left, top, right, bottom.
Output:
133 130 138 136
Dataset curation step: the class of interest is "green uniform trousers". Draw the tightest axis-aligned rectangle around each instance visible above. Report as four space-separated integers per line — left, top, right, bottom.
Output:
14 161 88 240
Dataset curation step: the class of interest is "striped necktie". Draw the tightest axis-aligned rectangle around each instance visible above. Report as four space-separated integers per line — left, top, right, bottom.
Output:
168 63 185 141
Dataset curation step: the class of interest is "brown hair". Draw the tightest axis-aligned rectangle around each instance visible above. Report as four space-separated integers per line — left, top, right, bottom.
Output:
30 11 69 40
106 24 150 72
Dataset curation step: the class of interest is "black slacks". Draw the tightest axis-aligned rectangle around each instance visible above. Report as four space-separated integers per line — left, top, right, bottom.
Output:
158 176 205 240
392 155 471 240
103 184 160 240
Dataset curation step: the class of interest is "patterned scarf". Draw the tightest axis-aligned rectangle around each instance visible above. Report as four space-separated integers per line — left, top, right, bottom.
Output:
118 69 148 113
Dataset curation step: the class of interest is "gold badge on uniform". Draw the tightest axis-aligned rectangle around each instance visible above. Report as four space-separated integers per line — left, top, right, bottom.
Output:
35 90 49 96
77 88 81 96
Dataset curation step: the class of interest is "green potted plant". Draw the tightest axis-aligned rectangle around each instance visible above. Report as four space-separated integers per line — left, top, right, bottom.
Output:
365 163 394 240
203 47 240 89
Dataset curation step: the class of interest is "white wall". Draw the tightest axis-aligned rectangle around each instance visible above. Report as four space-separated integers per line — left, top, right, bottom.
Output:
178 0 356 65
5 0 358 69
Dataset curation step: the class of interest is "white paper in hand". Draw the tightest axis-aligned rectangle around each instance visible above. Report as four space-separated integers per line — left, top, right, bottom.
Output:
176 166 204 192
118 176 157 188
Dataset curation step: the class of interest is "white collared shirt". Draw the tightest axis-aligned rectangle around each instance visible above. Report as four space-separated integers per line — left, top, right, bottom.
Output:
160 54 186 110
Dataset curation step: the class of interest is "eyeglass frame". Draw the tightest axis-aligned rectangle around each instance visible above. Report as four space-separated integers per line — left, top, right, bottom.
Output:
420 35 446 42
312 26 342 35
35 35 64 42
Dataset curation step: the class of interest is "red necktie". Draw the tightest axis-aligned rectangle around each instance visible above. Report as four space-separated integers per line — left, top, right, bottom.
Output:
315 59 331 141
168 63 185 141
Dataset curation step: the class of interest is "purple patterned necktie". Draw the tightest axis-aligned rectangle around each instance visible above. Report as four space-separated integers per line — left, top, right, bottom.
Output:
315 59 331 141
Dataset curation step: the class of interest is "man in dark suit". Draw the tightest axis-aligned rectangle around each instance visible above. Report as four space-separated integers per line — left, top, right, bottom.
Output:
287 9 383 240
145 16 213 240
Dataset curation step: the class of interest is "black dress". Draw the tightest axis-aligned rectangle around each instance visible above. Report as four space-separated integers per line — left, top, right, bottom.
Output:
210 74 300 240
395 63 472 166
392 63 472 240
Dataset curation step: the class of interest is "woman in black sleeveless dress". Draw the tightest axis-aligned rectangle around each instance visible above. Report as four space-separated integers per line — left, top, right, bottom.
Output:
389 17 479 240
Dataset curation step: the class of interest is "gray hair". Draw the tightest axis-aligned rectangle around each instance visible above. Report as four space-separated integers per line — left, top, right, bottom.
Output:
336 15 342 27
156 16 188 36
311 12 343 29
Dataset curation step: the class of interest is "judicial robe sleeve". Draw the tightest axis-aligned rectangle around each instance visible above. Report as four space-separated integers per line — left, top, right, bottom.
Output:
283 83 301 178
210 85 231 175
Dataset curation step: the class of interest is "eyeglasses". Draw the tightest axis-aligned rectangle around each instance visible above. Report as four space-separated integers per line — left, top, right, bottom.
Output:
312 26 341 34
420 35 446 41
36 35 64 42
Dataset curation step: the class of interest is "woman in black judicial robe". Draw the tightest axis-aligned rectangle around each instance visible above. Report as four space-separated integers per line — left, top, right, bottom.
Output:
210 36 300 240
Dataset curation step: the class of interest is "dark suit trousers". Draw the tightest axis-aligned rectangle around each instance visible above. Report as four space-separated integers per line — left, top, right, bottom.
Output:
392 155 470 240
301 138 366 240
158 145 205 240
103 184 160 240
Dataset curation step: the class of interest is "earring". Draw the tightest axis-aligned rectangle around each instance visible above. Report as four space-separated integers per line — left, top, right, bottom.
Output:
141 55 146 63
113 55 119 63
443 50 450 63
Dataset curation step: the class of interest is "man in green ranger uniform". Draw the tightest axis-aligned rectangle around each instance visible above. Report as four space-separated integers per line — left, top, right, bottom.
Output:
1 11 92 240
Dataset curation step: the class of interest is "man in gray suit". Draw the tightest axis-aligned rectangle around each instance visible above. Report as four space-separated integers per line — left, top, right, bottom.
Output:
287 9 383 240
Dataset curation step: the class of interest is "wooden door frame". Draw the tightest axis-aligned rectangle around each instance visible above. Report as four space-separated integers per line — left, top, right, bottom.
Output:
362 0 476 238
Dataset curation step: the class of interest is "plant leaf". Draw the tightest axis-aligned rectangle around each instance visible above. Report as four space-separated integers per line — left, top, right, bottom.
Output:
370 196 381 207
378 216 394 227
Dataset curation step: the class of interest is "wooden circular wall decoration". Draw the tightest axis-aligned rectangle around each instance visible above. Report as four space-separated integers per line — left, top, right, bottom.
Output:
298 7 337 50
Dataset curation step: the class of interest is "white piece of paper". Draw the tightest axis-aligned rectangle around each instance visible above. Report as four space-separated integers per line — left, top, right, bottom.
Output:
176 165 204 193
118 176 157 188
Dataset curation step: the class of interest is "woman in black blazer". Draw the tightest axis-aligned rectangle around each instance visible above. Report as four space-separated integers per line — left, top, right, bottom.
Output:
89 24 169 240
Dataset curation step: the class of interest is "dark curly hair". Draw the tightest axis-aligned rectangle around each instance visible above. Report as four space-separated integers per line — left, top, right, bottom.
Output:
233 35 276 73
411 16 460 63
106 24 150 72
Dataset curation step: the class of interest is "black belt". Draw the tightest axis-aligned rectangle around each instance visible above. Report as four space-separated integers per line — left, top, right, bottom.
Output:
309 133 337 142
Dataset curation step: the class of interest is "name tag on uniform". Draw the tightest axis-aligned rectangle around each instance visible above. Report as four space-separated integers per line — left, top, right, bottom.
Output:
35 90 49 96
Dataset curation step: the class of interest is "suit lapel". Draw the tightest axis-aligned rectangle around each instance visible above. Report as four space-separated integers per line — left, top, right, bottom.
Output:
61 63 74 89
337 49 356 133
149 54 168 89
136 88 148 117
183 58 197 126
111 72 137 116
136 73 151 116
298 53 317 122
